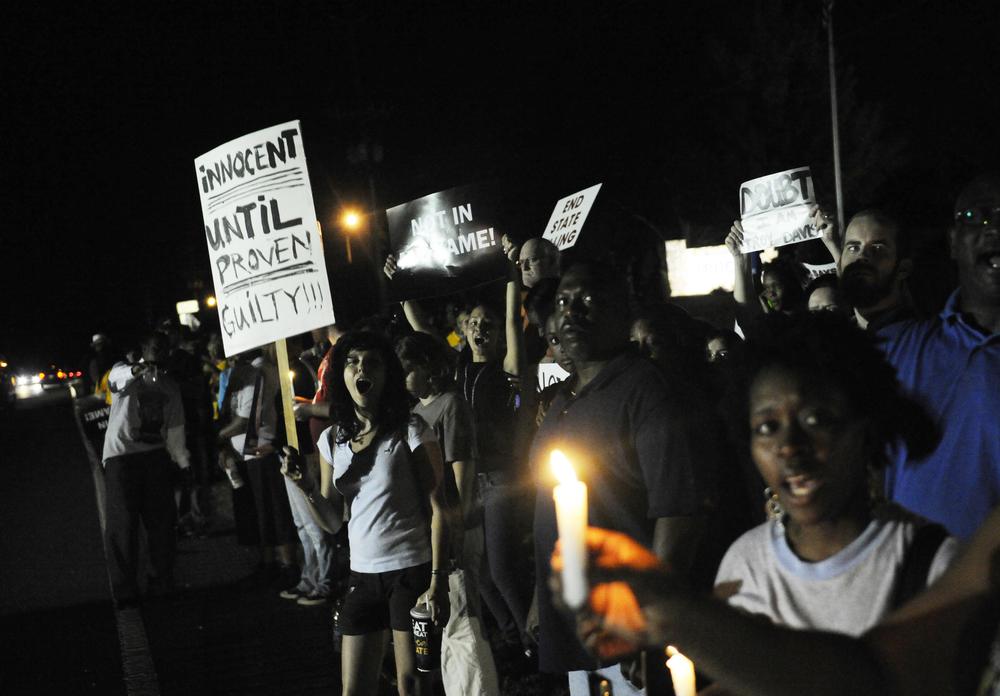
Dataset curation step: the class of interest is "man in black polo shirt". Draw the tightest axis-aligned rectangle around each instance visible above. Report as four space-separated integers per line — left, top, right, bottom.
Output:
532 261 720 695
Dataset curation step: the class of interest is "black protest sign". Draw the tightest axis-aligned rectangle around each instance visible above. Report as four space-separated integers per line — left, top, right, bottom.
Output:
74 395 111 463
385 183 507 300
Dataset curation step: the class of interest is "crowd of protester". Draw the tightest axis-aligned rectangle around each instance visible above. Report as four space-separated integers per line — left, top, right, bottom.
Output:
87 173 999 695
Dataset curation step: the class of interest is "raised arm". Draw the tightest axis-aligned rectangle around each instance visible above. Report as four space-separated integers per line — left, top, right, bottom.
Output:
501 236 524 377
383 253 436 335
725 221 757 312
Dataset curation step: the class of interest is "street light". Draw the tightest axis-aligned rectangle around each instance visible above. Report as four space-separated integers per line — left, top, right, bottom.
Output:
339 207 364 263
205 295 217 308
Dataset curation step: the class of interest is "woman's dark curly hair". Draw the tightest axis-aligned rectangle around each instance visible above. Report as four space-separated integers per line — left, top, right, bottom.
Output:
745 312 938 469
326 330 413 445
395 332 456 395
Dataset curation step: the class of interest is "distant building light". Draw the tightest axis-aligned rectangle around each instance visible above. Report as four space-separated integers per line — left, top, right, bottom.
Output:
665 241 735 297
176 299 200 315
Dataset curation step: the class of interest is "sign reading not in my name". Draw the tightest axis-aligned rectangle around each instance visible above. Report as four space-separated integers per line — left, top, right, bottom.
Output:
195 120 336 356
386 183 507 301
739 167 818 253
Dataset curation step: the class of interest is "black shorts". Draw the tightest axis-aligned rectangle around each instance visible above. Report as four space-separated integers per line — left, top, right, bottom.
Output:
338 562 431 635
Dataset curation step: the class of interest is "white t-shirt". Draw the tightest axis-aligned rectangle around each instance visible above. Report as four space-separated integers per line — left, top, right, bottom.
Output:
317 416 437 573
102 362 188 466
714 504 960 636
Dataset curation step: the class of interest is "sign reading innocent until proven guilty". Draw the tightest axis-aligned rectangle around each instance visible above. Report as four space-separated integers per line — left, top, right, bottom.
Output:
738 167 819 253
194 120 336 356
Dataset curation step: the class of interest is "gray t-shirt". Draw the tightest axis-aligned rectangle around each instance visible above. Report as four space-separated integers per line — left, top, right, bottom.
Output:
414 390 477 514
318 416 437 573
715 503 959 637
413 390 476 463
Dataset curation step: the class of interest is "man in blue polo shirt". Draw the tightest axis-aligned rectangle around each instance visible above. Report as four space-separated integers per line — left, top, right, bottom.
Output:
880 174 1000 540
532 261 721 695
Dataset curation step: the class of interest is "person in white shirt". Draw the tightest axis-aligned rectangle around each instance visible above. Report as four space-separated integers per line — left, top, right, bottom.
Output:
281 329 449 696
102 331 189 607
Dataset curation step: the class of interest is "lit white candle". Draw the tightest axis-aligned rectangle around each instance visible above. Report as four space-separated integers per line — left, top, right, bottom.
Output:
551 449 588 610
666 646 696 696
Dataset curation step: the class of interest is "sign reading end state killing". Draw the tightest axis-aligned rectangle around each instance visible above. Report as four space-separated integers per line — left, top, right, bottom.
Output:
542 183 602 250
739 167 818 253
195 120 335 357
386 183 506 301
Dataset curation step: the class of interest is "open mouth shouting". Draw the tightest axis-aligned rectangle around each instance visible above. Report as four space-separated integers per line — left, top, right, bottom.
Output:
782 474 822 505
355 377 373 395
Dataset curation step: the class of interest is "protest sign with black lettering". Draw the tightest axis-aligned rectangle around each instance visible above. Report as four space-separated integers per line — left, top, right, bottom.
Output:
537 362 571 392
738 167 818 253
195 121 335 356
542 183 602 250
386 183 506 301
803 260 838 280
74 395 111 464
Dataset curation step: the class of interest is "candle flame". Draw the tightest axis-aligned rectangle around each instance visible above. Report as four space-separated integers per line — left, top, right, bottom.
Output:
666 645 679 657
550 449 578 484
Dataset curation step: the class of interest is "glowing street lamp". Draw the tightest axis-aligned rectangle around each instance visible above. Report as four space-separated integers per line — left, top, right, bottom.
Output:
339 207 364 263
341 209 362 231
205 295 217 308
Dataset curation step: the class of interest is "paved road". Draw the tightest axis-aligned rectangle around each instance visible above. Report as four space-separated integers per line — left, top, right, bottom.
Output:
0 387 124 694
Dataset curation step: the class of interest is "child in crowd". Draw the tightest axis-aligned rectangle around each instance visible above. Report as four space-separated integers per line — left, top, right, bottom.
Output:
714 312 958 635
397 331 500 696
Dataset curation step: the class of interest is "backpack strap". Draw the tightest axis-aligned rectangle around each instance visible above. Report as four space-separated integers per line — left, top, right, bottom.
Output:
892 522 949 610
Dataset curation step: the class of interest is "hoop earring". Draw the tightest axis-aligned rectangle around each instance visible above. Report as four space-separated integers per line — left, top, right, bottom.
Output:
764 487 784 521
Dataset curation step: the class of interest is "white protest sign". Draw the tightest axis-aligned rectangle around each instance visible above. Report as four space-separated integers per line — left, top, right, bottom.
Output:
739 167 818 253
542 183 602 250
802 261 838 280
537 362 571 392
195 120 335 357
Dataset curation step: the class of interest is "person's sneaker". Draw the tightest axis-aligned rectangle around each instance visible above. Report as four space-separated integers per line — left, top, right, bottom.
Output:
296 591 330 607
279 586 305 600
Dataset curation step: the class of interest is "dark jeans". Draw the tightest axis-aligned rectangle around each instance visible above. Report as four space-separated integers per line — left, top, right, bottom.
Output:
477 472 532 645
103 448 177 601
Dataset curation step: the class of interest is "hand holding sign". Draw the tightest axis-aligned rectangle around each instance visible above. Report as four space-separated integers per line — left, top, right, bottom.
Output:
384 253 399 280
725 221 746 258
501 234 519 263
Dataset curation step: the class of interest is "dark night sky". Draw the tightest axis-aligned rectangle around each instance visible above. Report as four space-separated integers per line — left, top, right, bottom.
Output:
2 0 998 366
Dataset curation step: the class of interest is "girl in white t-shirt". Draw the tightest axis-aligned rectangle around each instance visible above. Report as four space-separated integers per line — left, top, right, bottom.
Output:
281 330 449 696
714 312 959 637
